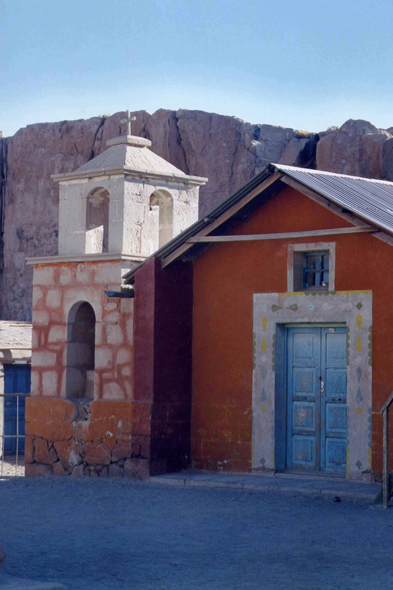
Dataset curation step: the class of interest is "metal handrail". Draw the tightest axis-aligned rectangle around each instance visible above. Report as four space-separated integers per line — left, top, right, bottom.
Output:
381 391 393 509
0 393 30 396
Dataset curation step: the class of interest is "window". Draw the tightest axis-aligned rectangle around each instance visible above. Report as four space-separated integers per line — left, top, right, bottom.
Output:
288 243 335 293
303 251 329 290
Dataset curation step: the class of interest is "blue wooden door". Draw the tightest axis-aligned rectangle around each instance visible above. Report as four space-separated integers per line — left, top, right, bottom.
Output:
286 327 347 474
3 364 30 455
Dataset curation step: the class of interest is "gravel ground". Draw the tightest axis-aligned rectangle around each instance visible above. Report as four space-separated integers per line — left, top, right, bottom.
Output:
0 477 392 590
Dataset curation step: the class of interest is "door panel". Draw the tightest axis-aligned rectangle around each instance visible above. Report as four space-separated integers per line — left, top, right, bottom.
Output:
325 369 347 399
325 438 347 471
325 334 347 364
287 327 347 474
326 404 347 432
292 435 316 467
293 401 315 429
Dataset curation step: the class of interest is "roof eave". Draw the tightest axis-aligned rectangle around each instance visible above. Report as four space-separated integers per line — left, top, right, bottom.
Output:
51 167 207 186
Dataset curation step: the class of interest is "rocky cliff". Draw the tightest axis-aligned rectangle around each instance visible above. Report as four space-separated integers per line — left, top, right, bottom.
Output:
1 110 392 321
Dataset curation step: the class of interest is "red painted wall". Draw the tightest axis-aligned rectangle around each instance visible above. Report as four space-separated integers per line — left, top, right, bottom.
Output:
191 186 393 476
134 257 194 474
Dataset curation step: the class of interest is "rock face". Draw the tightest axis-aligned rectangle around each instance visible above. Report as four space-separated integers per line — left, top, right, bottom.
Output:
1 110 393 321
316 119 393 179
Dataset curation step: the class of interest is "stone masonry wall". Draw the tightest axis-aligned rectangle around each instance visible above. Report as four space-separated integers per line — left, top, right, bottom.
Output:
25 398 151 478
31 260 133 401
25 259 145 478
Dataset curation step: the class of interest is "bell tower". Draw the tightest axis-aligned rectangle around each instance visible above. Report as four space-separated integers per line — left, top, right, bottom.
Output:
53 111 206 271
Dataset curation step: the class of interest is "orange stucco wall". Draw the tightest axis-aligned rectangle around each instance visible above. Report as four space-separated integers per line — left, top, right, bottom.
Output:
191 186 393 476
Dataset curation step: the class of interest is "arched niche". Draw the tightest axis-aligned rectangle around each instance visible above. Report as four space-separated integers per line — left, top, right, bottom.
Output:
66 301 96 400
149 190 173 249
86 187 110 253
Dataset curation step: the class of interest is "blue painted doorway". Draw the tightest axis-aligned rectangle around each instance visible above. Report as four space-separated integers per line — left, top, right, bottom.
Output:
3 364 30 455
286 327 347 474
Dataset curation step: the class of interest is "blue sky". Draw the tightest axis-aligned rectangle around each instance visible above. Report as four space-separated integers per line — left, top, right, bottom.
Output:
1 0 392 137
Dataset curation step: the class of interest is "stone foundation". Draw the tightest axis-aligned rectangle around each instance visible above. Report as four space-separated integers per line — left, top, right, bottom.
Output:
25 398 152 479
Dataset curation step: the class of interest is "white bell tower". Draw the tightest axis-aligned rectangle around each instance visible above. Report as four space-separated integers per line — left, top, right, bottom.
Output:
52 111 207 271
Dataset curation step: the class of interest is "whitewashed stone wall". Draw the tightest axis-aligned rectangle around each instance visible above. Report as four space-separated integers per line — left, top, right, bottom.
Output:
58 175 199 257
31 260 133 401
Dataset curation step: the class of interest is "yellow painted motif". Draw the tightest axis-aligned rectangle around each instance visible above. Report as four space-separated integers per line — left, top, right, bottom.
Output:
355 314 363 330
261 317 268 331
261 406 266 413
336 290 372 295
355 336 363 352
261 337 268 352
356 407 363 415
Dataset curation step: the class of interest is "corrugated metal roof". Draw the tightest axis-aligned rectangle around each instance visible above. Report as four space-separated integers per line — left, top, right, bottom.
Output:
0 321 32 350
275 164 393 234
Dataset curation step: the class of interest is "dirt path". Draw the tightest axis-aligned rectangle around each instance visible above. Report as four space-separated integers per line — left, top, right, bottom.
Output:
0 477 392 589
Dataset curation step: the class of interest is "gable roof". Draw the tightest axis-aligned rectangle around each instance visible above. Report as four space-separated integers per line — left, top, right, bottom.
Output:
123 163 393 283
276 164 393 234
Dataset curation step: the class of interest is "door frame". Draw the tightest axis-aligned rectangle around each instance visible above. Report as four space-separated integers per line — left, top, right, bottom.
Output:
252 291 372 481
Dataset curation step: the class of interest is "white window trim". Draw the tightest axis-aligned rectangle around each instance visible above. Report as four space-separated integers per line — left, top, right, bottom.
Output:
287 242 336 292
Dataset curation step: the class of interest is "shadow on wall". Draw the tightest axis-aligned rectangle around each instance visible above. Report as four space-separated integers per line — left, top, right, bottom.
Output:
149 190 173 251
86 188 110 254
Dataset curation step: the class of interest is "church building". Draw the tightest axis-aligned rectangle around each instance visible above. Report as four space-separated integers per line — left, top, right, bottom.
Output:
25 117 206 477
25 120 393 482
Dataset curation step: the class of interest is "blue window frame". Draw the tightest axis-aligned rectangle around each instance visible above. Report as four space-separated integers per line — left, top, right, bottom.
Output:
303 251 329 291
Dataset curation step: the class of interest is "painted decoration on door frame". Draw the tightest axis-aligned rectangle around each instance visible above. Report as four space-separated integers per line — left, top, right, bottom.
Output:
252 291 372 481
